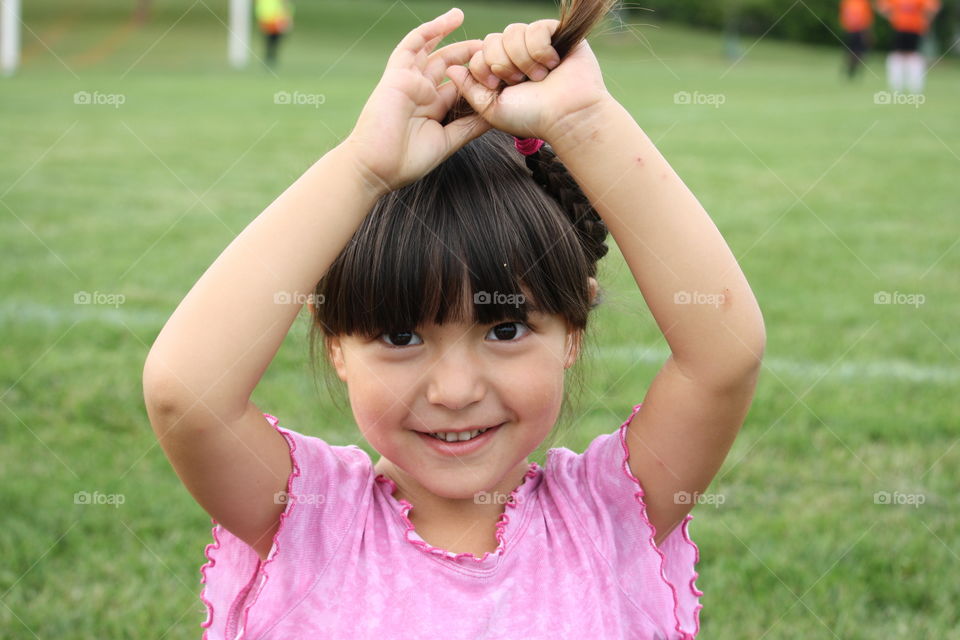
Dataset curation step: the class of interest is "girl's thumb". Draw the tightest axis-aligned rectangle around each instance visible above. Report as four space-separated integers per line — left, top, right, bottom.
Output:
443 112 491 151
445 65 495 112
445 64 470 85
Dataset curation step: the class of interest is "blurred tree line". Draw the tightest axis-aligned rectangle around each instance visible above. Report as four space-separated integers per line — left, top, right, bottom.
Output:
603 0 960 55
115 0 960 58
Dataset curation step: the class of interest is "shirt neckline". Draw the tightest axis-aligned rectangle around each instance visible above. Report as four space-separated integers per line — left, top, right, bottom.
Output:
374 462 542 569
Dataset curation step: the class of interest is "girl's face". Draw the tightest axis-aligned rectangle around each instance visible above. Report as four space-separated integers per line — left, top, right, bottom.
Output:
325 280 594 500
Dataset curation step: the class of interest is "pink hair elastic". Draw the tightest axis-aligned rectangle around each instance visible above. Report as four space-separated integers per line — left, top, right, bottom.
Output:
513 136 545 155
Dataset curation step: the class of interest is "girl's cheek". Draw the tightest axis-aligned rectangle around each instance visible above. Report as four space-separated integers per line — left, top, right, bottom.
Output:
523 380 564 423
497 354 564 415
345 358 406 434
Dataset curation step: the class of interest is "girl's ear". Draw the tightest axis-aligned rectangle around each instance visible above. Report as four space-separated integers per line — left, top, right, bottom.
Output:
326 336 348 382
564 277 597 369
564 328 583 369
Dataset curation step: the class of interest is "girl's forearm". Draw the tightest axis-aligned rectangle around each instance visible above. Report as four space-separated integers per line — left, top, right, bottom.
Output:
549 97 766 387
144 142 384 421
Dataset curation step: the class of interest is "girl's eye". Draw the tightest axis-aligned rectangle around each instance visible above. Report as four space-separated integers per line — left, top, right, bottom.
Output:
485 322 530 342
379 323 531 348
379 331 423 347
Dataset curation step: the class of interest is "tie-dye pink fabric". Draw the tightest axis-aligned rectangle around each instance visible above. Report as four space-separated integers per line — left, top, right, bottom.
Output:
199 402 703 639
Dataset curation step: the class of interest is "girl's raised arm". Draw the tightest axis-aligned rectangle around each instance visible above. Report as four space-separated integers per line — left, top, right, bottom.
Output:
142 8 487 560
142 144 379 560
550 98 766 546
447 20 766 546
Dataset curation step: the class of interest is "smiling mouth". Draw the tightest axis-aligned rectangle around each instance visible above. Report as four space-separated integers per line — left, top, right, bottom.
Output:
427 427 492 442
417 422 505 444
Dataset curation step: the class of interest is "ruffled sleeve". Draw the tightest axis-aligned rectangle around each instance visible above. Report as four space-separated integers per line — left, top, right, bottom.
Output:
545 402 703 639
199 412 373 639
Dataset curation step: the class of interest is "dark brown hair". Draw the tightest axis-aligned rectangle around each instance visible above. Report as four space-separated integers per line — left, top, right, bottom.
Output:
308 0 617 445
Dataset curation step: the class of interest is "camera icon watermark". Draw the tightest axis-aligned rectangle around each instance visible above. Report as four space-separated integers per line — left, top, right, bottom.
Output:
874 91 925 108
674 290 726 308
474 490 520 505
873 490 925 508
473 291 525 308
874 290 924 308
274 90 326 108
73 90 126 109
274 491 326 505
74 290 126 308
274 291 325 306
674 91 726 108
674 490 725 508
74 490 125 508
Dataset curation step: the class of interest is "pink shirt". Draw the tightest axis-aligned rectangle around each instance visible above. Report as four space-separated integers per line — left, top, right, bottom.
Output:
199 402 703 639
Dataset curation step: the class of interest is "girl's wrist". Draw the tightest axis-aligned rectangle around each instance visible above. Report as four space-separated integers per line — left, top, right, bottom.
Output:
331 138 392 200
543 92 620 157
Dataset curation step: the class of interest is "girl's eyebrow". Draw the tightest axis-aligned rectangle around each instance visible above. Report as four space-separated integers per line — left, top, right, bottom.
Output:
427 304 545 331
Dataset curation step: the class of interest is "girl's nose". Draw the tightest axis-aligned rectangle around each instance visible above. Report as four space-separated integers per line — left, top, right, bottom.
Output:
425 349 486 410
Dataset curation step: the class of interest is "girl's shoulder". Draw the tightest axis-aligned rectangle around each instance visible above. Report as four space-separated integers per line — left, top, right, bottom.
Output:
544 403 643 484
264 412 372 476
201 415 376 638
262 413 376 527
539 403 703 636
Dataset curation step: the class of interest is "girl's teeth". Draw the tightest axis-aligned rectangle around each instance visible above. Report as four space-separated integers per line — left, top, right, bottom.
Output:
430 427 488 443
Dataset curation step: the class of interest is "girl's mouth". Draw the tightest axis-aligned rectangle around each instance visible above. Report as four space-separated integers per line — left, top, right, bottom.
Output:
415 423 504 456
427 426 492 442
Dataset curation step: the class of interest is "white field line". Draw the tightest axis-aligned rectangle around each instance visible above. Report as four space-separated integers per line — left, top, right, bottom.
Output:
593 345 959 385
4 302 958 385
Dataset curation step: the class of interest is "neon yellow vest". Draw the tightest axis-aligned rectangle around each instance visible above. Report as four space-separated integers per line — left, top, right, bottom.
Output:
256 0 294 32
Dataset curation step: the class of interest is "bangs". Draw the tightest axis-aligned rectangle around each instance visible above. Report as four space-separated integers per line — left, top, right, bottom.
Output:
314 130 591 339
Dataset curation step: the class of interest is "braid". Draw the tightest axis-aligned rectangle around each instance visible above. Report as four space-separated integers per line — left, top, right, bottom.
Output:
523 144 609 277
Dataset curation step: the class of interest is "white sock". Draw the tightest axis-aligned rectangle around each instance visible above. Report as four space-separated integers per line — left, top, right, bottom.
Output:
886 53 905 93
905 53 926 94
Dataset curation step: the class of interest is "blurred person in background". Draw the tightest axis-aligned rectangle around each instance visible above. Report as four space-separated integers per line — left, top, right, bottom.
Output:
876 0 942 94
256 0 295 68
840 0 874 79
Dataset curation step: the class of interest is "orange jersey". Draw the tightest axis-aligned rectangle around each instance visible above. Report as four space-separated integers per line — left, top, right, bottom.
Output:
876 0 942 34
841 0 873 32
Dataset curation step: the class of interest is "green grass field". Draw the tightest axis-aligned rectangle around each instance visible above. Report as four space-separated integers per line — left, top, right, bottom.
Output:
1 0 958 637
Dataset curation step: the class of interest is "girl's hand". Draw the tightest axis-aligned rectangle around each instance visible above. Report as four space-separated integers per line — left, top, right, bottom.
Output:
344 8 492 194
444 20 610 145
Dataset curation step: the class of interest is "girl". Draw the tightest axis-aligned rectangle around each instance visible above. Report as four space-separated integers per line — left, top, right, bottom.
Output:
143 1 765 638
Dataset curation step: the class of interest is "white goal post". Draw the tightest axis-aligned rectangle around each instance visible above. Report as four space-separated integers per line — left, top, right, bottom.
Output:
0 0 251 76
1 0 20 76
228 0 251 69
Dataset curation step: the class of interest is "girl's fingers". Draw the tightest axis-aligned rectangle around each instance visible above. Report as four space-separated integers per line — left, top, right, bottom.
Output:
422 33 444 57
408 72 442 108
388 8 464 68
468 48 498 90
443 112 492 152
445 64 498 113
482 32 523 85
526 19 561 70
502 23 549 82
432 79 462 119
425 39 484 86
